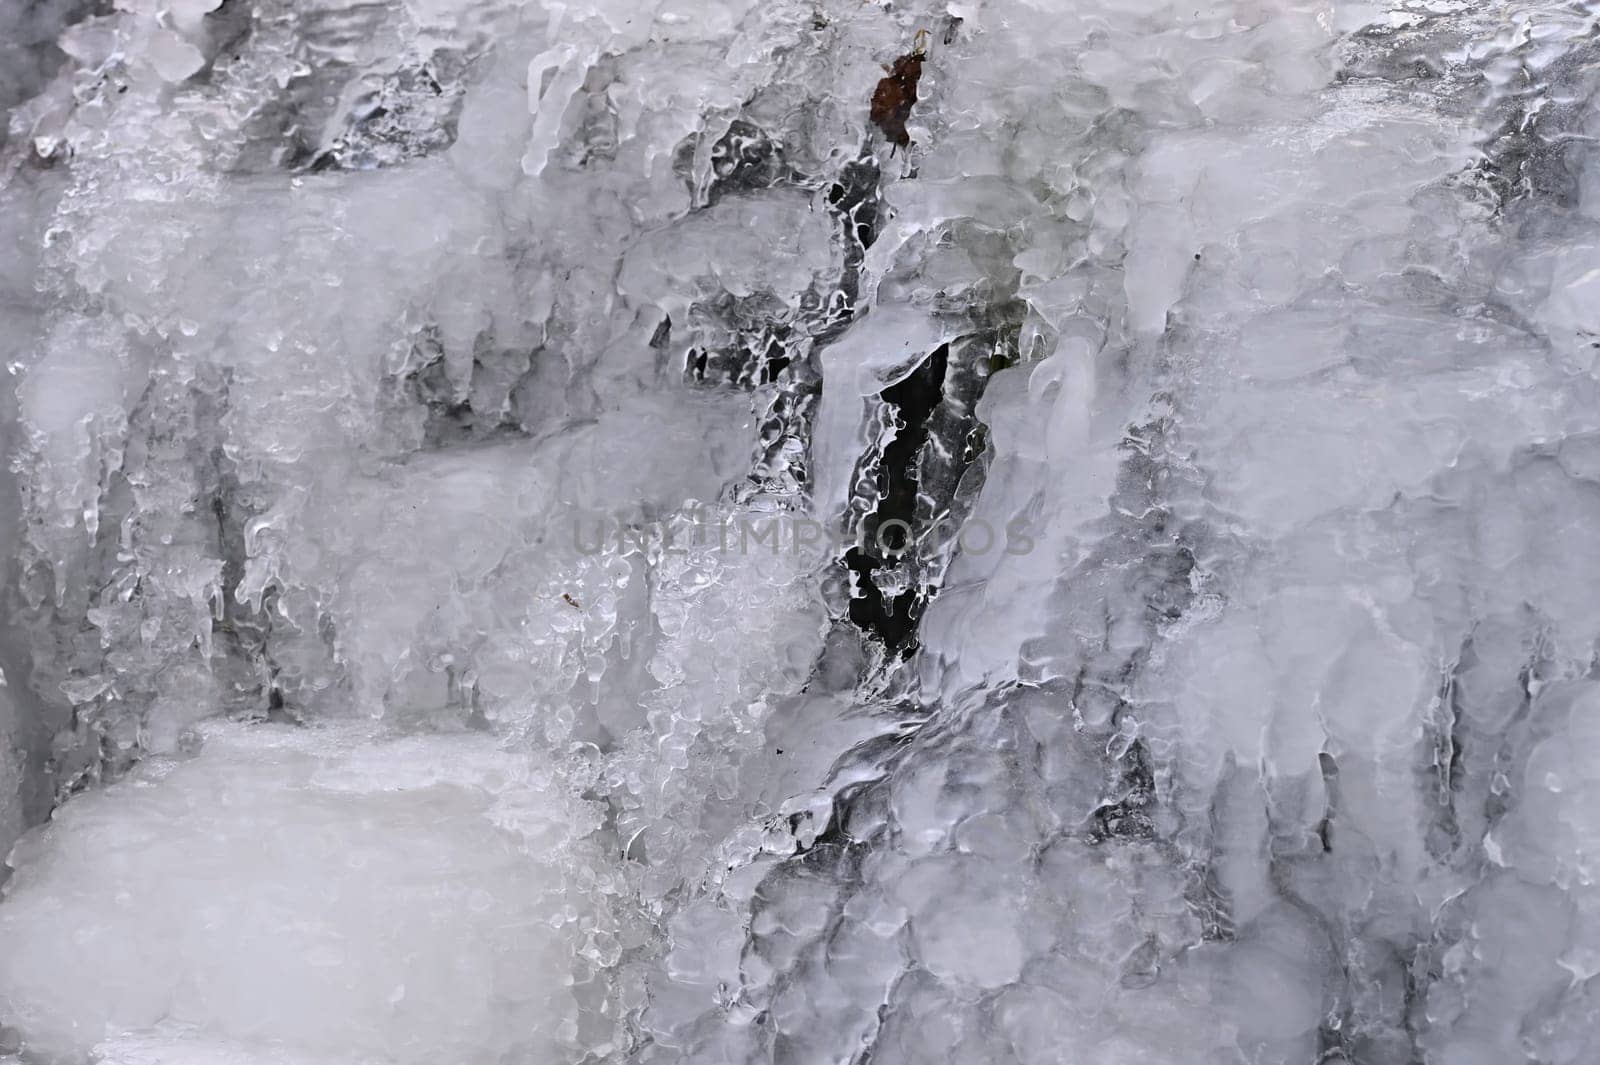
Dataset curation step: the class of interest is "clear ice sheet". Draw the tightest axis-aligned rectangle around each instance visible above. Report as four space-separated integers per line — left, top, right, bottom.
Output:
3 0 1600 1063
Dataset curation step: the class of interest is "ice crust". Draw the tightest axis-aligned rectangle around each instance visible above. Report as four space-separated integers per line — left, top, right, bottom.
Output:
0 722 617 1064
4 0 1600 1063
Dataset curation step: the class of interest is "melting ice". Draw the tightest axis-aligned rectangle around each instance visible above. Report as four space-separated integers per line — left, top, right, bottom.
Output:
4 0 1600 1062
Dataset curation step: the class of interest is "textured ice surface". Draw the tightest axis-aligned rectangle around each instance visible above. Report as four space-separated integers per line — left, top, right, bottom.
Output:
0 722 618 1064
5 0 1600 1062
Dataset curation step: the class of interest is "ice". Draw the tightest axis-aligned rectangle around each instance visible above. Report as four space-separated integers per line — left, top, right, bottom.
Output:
0 702 19 876
0 722 617 1064
8 0 1600 1062
142 31 204 83
92 1028 352 1065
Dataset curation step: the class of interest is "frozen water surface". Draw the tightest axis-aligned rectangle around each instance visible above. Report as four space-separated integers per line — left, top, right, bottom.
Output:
3 0 1600 1062
0 722 617 1064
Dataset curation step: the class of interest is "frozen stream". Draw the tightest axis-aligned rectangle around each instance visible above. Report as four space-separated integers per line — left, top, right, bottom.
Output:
4 0 1600 1062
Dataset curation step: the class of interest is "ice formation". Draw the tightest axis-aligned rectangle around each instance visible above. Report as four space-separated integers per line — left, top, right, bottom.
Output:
0 723 618 1064
4 0 1600 1062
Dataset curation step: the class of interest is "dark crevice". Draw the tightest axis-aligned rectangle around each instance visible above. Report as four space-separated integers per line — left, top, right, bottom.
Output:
1088 737 1157 844
702 119 799 206
1316 750 1339 853
843 344 948 654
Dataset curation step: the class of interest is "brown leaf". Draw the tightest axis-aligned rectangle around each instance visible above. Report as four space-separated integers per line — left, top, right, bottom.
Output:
870 49 924 151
